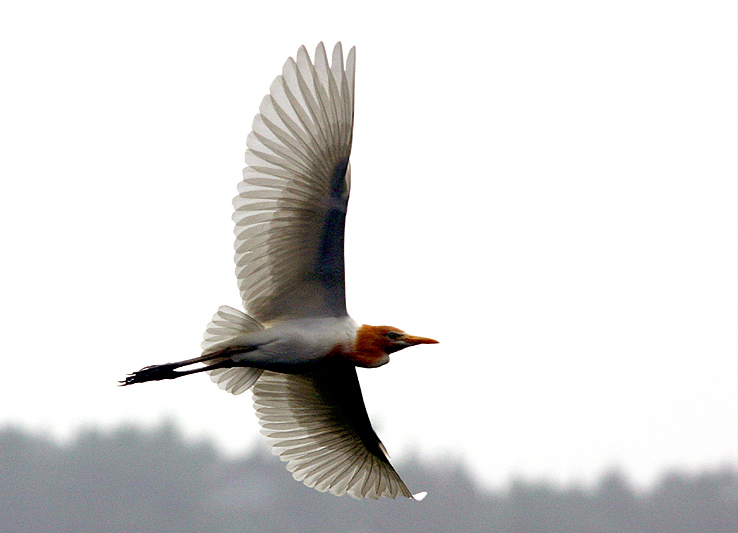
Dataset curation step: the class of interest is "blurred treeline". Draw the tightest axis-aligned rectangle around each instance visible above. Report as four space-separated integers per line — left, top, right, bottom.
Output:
0 423 735 533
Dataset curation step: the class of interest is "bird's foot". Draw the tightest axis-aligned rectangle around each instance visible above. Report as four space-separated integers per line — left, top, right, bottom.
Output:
120 362 182 386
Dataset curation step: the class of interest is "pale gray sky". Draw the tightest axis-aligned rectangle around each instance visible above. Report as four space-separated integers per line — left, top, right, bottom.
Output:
1 0 735 489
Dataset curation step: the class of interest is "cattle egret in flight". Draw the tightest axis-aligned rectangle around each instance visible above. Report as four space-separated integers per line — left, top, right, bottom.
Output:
123 43 437 500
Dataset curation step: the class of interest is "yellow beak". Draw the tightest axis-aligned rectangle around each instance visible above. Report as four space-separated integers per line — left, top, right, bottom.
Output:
404 334 439 346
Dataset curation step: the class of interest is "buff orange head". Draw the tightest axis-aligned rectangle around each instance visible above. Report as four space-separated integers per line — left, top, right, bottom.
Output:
346 325 438 368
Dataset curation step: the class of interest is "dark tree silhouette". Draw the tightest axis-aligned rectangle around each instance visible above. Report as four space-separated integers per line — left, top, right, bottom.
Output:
0 424 734 533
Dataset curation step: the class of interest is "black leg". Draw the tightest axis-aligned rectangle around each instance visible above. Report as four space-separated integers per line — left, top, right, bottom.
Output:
119 345 259 386
120 355 232 386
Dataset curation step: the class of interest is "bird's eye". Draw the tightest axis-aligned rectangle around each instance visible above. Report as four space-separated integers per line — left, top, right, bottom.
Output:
386 331 402 341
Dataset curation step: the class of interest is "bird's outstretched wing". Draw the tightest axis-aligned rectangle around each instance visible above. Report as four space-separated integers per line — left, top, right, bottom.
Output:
234 42 355 322
252 367 418 499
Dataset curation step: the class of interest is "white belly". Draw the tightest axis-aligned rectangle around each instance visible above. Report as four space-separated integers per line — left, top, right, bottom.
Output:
227 315 359 369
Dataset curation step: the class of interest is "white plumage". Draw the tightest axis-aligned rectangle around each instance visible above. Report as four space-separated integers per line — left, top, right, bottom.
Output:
123 43 435 501
234 42 355 322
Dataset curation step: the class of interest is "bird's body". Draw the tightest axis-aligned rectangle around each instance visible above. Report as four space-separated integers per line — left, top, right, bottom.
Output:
209 316 360 371
123 43 436 500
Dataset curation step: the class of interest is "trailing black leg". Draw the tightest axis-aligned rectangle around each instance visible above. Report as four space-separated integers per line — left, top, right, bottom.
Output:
119 345 261 386
120 353 233 386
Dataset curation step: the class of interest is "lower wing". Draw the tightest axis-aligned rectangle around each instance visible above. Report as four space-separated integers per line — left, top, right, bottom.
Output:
252 366 422 499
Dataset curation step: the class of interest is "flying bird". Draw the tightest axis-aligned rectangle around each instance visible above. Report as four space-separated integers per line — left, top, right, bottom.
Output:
122 43 437 500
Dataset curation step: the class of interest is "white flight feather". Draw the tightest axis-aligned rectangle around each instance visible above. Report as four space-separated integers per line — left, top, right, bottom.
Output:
233 42 355 323
252 370 415 500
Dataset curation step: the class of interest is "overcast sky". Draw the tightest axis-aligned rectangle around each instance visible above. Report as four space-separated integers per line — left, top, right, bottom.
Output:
1 0 735 489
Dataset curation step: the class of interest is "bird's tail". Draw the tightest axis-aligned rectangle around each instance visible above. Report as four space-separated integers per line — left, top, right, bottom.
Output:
201 306 265 395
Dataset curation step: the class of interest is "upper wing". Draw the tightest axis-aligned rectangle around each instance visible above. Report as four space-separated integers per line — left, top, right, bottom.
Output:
252 367 419 500
234 43 356 322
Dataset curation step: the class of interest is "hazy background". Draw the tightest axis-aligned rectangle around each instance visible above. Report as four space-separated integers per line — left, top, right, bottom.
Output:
2 424 735 532
0 0 735 494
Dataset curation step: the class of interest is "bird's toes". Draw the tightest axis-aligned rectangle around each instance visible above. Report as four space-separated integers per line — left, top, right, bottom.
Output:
119 363 179 386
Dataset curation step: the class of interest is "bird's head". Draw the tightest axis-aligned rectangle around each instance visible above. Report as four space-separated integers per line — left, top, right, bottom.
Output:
348 325 438 368
370 325 439 354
